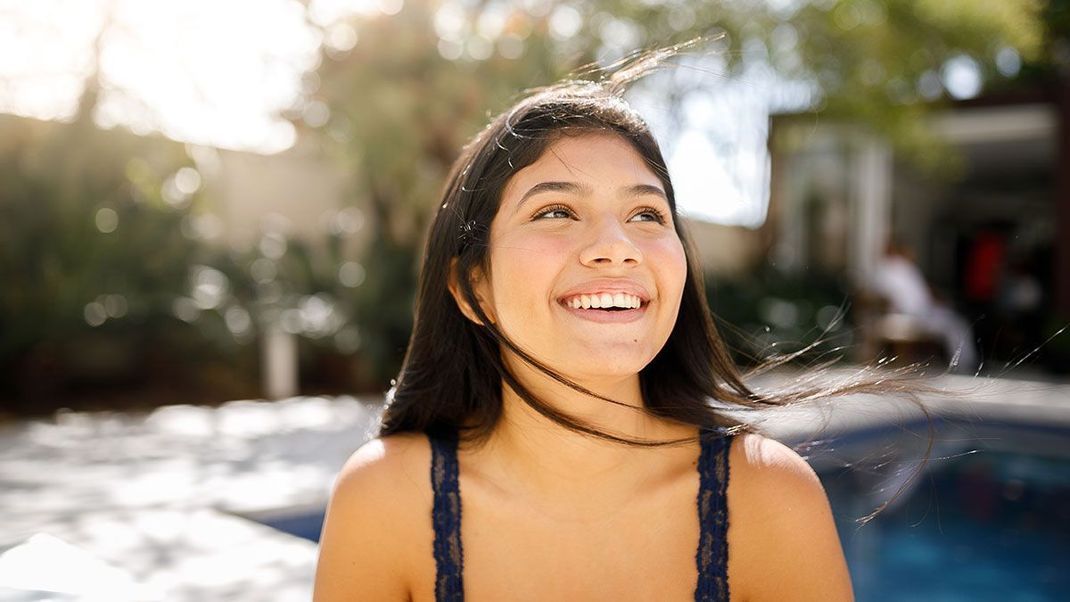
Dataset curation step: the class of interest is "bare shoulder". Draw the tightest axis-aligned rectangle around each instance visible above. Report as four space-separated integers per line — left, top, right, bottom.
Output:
335 432 430 495
313 432 432 602
729 432 824 495
727 433 854 602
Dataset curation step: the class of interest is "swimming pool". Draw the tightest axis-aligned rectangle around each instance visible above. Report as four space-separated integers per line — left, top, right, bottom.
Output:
820 422 1068 601
257 419 1069 600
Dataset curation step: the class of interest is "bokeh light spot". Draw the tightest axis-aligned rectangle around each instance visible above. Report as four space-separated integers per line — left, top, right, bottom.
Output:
84 302 107 327
302 100 330 128
338 262 366 288
917 70 943 100
466 36 493 61
377 0 403 17
329 207 365 235
437 38 463 61
95 208 119 233
996 47 1021 78
326 23 358 53
224 305 253 336
335 326 361 354
942 55 982 100
549 5 582 40
190 266 229 310
498 34 524 60
103 294 128 318
259 233 287 260
174 167 202 195
251 258 277 284
172 297 200 322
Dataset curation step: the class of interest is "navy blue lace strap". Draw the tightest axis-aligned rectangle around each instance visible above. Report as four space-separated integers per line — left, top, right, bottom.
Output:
429 427 730 601
429 429 465 601
695 429 733 601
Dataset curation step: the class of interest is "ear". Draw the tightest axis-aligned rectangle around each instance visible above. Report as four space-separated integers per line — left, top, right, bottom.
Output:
448 258 495 326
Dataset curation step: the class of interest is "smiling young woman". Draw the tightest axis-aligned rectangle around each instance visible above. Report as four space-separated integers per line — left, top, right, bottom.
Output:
312 51 875 601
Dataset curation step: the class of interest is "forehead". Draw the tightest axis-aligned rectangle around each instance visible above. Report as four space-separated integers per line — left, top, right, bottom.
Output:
499 133 662 203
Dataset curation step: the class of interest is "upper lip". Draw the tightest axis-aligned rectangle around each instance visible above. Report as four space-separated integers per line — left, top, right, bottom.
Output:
557 279 652 304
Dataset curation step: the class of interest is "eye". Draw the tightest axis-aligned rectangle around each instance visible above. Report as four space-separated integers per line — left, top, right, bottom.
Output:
629 206 668 224
531 204 575 220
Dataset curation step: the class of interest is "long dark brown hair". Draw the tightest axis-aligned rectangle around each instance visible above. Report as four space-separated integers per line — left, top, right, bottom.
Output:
378 47 928 468
378 47 932 522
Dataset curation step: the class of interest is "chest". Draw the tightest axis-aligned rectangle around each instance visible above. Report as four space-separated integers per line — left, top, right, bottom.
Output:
407 469 705 601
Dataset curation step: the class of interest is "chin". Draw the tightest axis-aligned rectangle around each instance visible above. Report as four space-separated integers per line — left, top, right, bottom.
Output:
562 355 653 381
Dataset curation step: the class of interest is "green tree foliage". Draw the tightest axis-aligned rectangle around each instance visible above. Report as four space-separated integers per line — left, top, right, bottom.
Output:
0 109 220 406
300 0 1044 381
782 0 1043 163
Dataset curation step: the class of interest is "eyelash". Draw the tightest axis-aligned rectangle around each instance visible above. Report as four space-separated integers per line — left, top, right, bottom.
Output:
530 204 574 220
530 204 668 225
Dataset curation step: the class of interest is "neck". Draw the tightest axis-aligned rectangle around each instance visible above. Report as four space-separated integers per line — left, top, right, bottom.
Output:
467 359 698 507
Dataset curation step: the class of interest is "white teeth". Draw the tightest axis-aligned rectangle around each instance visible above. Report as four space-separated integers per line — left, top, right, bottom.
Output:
565 293 643 310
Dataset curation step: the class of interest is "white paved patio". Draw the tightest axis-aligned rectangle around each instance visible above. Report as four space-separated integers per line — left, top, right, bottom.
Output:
0 396 382 601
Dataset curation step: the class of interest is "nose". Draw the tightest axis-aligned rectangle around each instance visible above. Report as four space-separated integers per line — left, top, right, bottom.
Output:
578 215 642 267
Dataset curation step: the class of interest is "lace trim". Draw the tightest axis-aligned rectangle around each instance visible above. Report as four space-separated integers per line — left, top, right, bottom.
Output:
429 427 731 602
429 429 465 601
695 429 732 601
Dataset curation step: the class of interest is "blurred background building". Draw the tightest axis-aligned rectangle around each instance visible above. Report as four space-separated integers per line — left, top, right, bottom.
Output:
768 87 1067 371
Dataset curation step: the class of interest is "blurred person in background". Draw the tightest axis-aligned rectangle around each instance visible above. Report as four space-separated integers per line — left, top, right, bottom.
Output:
870 240 979 374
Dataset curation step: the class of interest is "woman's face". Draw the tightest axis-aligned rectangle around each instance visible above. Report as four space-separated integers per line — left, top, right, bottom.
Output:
470 132 688 382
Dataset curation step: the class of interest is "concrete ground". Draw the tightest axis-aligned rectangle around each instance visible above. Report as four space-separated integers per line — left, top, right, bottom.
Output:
0 396 381 601
0 374 1066 601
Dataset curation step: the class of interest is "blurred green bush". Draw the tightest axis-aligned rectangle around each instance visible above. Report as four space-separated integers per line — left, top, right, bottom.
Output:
0 114 263 413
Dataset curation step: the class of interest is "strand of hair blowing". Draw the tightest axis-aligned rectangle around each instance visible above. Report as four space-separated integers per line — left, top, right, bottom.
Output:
377 41 935 526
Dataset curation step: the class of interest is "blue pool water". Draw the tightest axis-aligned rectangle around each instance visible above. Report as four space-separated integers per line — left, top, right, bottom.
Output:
258 507 326 543
824 447 1068 601
258 421 1069 601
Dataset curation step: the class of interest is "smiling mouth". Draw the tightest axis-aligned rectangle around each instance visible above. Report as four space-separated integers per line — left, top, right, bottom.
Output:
560 293 647 311
557 300 648 324
560 302 647 313
562 302 634 311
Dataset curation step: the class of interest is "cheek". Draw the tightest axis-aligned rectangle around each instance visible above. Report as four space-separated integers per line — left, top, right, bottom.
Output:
488 233 572 314
649 236 688 295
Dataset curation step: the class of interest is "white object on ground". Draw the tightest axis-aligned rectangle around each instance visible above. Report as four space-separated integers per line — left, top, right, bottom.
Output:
0 533 159 601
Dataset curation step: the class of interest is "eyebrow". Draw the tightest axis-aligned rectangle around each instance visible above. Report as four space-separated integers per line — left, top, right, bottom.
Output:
514 181 667 214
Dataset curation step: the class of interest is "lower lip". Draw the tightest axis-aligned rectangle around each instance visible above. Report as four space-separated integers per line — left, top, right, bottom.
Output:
558 302 649 323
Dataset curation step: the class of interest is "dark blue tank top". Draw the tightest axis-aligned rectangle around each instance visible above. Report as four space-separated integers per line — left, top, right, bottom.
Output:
428 427 733 601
